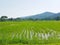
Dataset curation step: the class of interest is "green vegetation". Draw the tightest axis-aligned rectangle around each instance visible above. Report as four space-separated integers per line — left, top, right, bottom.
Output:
0 21 60 45
0 15 60 21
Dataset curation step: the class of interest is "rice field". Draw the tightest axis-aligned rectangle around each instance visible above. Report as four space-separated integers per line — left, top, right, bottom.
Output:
0 21 60 45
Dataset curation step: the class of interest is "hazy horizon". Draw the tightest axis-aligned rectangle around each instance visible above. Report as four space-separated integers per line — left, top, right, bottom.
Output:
0 0 60 18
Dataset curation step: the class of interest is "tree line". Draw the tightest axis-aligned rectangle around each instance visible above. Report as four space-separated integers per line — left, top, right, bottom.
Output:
0 16 60 21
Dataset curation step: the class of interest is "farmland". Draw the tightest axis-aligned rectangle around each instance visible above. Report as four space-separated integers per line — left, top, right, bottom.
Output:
0 21 60 45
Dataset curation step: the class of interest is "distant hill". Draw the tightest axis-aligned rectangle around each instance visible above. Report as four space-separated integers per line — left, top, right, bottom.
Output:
0 12 60 21
44 13 60 20
20 12 60 20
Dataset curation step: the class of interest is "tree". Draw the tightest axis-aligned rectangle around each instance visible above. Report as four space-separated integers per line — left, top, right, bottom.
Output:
56 16 60 20
8 18 13 21
15 18 21 21
0 16 8 21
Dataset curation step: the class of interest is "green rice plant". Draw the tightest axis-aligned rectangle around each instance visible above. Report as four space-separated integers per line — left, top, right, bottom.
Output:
0 21 60 44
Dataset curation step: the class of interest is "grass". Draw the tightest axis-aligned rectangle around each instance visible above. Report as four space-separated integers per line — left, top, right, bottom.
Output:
0 21 60 45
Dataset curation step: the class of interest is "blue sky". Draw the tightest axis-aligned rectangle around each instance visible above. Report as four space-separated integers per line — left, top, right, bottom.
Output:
0 0 60 18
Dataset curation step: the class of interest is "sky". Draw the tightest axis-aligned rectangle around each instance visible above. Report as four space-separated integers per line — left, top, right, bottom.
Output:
0 0 60 18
